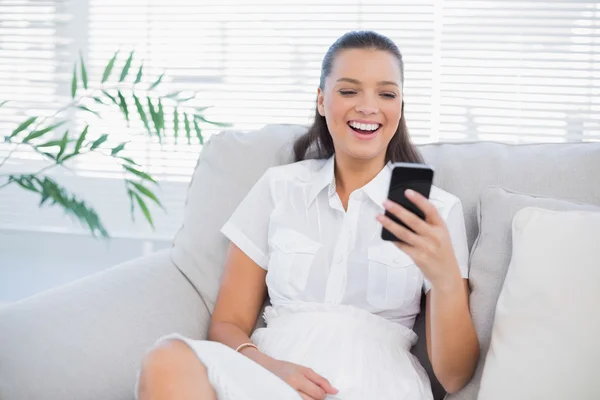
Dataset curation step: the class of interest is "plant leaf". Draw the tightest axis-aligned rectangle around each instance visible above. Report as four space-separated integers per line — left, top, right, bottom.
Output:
23 121 66 143
111 142 126 156
193 119 203 145
149 73 164 90
157 98 164 130
117 91 129 122
90 134 108 150
132 94 151 135
79 51 88 89
56 130 69 161
36 140 64 148
123 165 157 184
101 51 119 83
184 113 191 145
74 125 89 153
134 63 143 84
77 105 99 117
120 156 138 166
127 188 136 221
147 97 161 142
195 106 213 114
92 96 105 105
10 117 38 138
9 175 39 193
71 65 77 98
164 91 182 99
0 100 9 108
119 51 134 82
101 90 119 106
134 192 154 228
194 114 232 127
37 176 109 238
173 107 179 144
129 180 163 209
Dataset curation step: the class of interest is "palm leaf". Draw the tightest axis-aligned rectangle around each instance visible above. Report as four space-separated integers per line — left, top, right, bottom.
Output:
90 134 108 150
119 51 134 82
23 121 66 143
117 91 129 122
184 113 191 144
77 105 99 117
193 119 203 145
0 100 9 108
133 94 151 135
10 117 38 138
101 90 119 106
147 97 161 141
74 125 89 153
111 142 127 156
134 64 143 84
194 114 232 127
80 51 88 89
134 192 154 228
123 165 157 184
149 73 164 90
128 180 163 209
71 65 78 98
56 130 69 161
173 107 179 143
101 51 119 83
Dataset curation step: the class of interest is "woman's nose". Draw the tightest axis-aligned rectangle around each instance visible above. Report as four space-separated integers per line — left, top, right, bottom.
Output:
355 97 379 115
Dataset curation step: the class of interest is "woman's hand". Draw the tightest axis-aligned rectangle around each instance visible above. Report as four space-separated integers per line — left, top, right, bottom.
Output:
263 358 338 400
376 189 462 290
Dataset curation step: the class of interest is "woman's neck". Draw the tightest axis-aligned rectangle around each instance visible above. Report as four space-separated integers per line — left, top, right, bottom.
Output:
334 152 386 207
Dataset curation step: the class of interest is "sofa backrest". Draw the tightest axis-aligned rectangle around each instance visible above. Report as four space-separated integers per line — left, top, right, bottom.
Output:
171 123 600 399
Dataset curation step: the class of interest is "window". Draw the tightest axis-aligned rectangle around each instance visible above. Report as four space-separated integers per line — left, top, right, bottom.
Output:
1 0 599 239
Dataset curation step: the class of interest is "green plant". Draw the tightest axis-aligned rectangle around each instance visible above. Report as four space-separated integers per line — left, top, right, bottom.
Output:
0 50 230 238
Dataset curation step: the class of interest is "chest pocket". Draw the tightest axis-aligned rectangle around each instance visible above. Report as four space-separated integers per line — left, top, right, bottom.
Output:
269 229 321 294
367 242 422 310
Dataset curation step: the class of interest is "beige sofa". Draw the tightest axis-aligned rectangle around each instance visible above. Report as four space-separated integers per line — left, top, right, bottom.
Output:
1 124 599 400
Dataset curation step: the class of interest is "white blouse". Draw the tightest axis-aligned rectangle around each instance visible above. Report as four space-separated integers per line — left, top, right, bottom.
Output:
221 156 469 329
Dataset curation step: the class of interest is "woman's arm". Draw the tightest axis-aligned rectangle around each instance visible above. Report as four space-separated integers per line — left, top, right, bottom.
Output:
426 279 479 393
208 243 272 365
377 190 479 393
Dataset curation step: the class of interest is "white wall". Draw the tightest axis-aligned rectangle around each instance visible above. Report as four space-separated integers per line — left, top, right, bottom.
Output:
0 229 171 303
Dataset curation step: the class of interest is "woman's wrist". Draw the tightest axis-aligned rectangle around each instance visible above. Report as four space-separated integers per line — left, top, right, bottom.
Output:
429 266 464 295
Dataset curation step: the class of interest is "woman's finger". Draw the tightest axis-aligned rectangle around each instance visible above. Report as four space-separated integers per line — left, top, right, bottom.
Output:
300 393 316 400
304 368 338 394
383 200 430 236
377 214 426 248
297 376 327 400
404 189 443 226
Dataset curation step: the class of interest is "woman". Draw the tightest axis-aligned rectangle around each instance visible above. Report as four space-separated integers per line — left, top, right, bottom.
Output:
137 30 479 400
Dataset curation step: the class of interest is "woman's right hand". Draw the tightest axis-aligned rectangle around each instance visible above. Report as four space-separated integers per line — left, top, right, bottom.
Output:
264 358 339 400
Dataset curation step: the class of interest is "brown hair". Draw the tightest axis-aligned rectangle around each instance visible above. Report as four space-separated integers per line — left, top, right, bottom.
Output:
293 30 423 164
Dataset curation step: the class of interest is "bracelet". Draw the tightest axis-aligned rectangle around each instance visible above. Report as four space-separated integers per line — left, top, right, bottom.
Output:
235 342 259 353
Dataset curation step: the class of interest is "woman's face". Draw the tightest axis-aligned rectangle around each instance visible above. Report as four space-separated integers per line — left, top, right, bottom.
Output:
317 48 403 164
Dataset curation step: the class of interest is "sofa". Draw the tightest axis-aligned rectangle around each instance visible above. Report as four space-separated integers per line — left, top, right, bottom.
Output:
1 124 599 400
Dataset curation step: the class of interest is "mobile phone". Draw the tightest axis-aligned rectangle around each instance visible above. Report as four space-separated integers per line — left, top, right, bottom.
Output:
381 163 434 242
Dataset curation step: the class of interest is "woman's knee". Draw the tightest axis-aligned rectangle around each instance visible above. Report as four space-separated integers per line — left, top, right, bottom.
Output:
141 339 204 376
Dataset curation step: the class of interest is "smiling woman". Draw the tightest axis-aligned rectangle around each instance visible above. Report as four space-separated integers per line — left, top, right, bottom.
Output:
136 30 479 400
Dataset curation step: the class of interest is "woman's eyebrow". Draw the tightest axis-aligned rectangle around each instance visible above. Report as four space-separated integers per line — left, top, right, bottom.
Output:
336 77 399 87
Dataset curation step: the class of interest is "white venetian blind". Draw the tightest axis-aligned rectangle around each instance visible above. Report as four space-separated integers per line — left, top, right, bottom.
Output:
438 0 600 143
1 0 599 239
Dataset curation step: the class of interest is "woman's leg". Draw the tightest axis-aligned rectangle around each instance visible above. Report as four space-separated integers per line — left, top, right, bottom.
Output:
137 339 217 400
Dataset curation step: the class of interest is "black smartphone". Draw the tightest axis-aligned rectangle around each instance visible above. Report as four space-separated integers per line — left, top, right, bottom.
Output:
381 163 435 242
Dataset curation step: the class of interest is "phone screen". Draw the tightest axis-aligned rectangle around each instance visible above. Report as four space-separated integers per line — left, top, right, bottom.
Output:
381 163 434 242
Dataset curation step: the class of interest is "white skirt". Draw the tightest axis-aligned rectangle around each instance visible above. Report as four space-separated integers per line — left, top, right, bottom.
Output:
137 303 433 400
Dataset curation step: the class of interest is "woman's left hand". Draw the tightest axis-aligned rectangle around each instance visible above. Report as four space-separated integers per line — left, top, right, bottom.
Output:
376 189 461 289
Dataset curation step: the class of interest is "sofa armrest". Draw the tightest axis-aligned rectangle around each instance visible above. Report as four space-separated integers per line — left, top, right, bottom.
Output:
0 249 210 400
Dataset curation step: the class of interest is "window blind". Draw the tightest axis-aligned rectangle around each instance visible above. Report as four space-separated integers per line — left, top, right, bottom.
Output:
1 0 598 239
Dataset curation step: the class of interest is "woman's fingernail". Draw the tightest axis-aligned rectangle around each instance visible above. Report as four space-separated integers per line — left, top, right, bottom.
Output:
405 189 415 197
383 200 392 208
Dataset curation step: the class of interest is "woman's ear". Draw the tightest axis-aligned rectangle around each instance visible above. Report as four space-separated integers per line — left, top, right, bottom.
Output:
317 88 325 117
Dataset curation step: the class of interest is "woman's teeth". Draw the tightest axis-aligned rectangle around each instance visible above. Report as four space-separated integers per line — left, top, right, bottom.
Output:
349 121 380 131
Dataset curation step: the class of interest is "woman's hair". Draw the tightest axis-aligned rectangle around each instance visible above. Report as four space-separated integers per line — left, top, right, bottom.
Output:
293 30 423 164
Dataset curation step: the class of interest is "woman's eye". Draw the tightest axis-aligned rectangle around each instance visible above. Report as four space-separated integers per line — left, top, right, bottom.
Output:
339 90 356 96
381 93 397 99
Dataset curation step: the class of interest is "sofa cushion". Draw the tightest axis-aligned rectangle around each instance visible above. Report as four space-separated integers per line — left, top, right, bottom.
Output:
477 207 600 400
447 187 600 400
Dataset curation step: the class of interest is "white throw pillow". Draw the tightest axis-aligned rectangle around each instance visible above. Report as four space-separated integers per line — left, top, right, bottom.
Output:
478 207 600 400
